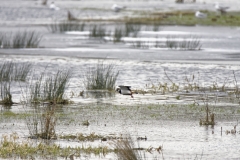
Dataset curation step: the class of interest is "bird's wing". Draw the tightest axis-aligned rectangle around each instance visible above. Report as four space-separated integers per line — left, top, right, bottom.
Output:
119 86 131 90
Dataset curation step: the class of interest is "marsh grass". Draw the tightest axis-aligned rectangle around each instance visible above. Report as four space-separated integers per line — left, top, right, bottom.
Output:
159 10 240 26
130 41 151 49
89 24 107 39
145 79 179 95
69 11 240 26
111 23 142 43
113 27 124 43
60 132 104 141
128 35 201 50
26 105 57 140
27 70 71 104
1 111 30 119
125 23 141 37
47 21 85 33
114 136 142 160
0 31 42 48
0 61 13 82
28 73 43 104
199 94 215 125
60 132 124 142
0 133 112 159
42 70 71 104
166 35 202 50
183 73 200 92
5 61 32 81
113 135 163 160
0 80 13 105
84 62 119 91
152 23 161 32
15 63 32 81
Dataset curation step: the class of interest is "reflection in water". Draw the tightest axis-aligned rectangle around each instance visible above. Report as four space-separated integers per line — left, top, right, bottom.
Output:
203 125 214 141
0 104 12 110
83 90 115 99
80 90 116 104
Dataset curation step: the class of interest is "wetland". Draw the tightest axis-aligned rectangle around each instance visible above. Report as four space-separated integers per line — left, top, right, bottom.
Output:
1 0 240 159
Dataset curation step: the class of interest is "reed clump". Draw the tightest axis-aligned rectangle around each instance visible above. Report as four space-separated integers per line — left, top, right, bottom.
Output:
27 70 71 104
0 31 42 48
0 81 13 105
26 105 57 140
0 61 32 105
84 62 119 91
114 136 142 160
124 23 141 37
47 21 85 33
89 24 107 39
130 41 151 49
0 61 32 82
113 134 164 160
166 35 202 50
113 27 124 43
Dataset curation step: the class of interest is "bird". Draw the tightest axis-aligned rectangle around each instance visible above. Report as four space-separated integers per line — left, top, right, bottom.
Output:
215 2 229 14
137 136 147 141
195 11 207 18
49 2 60 11
111 4 126 12
116 85 133 98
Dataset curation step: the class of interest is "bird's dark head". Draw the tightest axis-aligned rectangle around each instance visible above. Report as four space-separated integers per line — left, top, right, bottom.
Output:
116 87 121 93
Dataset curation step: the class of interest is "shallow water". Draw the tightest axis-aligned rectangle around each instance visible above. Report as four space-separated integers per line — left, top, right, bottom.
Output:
1 0 240 159
1 24 240 158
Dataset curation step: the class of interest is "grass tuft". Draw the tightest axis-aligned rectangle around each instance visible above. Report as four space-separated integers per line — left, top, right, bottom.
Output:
0 31 42 48
114 135 143 160
166 35 202 50
26 105 57 140
47 21 85 33
84 62 119 91
26 70 71 104
113 27 124 43
89 24 107 39
0 61 32 82
0 80 13 105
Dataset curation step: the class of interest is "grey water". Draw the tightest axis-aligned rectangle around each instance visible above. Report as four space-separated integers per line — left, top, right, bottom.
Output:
1 0 240 159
